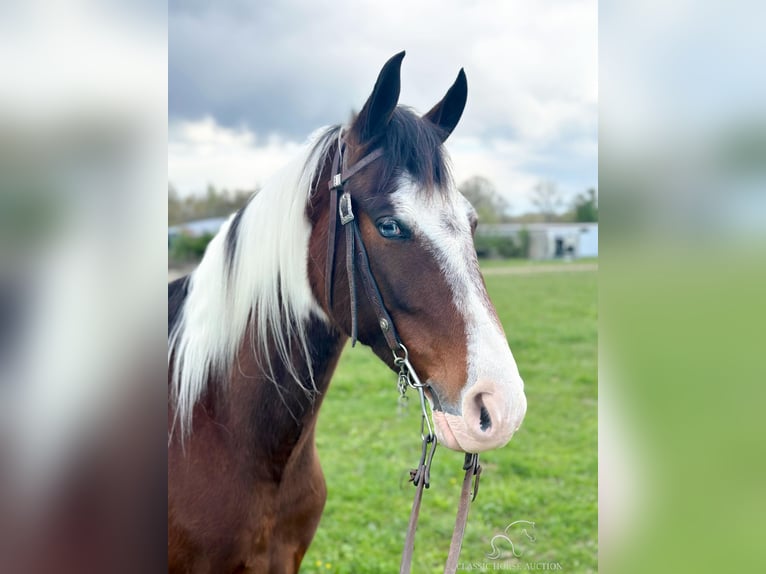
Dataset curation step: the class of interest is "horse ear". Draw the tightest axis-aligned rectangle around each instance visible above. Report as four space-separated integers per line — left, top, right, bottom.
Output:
423 68 468 141
353 51 405 142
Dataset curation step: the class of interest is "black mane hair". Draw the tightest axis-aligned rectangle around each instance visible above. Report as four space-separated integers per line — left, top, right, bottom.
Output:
376 106 452 192
223 110 451 273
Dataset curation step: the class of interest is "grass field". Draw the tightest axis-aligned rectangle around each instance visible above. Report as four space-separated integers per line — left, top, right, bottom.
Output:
302 262 598 573
478 256 599 269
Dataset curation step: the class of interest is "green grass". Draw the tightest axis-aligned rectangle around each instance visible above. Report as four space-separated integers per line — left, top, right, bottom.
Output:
479 256 598 269
303 263 597 573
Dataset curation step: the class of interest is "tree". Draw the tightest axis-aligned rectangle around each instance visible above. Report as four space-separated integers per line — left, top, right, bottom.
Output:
168 183 183 226
167 183 257 226
529 180 564 222
458 176 509 223
572 188 598 222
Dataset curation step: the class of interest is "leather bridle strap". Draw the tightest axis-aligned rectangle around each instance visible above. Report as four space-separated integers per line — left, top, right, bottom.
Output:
444 454 482 573
326 135 392 349
351 222 400 350
400 453 481 574
325 133 481 572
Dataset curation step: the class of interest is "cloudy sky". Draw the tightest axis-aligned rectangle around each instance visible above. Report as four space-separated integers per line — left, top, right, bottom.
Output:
169 0 597 214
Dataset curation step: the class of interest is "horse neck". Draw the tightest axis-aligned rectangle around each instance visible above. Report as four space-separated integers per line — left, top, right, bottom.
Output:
220 314 345 474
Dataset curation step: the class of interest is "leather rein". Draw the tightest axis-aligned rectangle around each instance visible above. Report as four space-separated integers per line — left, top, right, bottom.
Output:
324 131 482 573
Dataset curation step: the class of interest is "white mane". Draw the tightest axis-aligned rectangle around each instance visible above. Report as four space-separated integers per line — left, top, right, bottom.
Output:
169 127 338 439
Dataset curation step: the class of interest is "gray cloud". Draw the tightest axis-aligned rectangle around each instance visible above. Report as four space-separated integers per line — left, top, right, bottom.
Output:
169 0 597 199
169 0 418 137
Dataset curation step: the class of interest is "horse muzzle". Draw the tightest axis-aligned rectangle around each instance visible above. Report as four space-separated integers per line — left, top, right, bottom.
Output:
431 377 527 453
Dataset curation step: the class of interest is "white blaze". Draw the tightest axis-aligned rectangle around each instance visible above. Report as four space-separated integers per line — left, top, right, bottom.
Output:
390 178 527 451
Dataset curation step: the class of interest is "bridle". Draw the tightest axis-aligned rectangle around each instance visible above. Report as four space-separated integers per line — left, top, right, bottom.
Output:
325 130 483 573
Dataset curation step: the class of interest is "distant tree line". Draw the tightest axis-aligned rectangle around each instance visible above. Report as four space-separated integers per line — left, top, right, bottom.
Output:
168 184 255 226
169 178 596 228
572 188 598 223
458 176 598 224
167 178 596 264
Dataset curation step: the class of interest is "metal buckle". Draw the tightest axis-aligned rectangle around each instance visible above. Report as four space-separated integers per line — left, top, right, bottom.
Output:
339 191 354 225
332 173 342 189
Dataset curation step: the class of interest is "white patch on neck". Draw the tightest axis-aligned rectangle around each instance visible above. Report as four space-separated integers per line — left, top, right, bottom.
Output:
168 128 335 440
389 178 526 421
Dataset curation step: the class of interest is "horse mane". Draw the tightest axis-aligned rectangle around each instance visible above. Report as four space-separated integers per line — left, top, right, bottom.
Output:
168 107 451 440
374 106 452 191
168 125 340 440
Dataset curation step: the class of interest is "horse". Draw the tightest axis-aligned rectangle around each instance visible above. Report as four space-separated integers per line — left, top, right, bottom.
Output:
168 51 527 573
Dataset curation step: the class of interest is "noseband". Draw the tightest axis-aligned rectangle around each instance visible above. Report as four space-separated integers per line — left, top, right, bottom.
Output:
324 131 482 573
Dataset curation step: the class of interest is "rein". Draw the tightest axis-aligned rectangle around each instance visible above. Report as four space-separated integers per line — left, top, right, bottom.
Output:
325 133 483 573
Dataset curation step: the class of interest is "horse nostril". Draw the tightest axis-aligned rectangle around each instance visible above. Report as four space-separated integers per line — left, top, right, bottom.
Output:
479 405 492 431
475 393 492 432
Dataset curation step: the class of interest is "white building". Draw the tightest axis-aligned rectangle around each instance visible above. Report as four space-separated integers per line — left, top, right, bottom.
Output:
478 222 598 259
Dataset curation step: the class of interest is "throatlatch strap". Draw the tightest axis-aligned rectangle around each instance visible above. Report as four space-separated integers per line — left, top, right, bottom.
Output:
325 185 338 310
345 221 358 345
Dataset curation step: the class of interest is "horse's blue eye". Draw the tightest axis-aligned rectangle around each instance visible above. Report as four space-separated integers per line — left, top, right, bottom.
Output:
377 218 403 238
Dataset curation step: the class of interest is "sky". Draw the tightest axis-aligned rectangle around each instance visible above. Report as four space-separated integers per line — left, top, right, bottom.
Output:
168 0 597 214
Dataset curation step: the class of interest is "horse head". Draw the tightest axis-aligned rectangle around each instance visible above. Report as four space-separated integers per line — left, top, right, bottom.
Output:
307 52 527 453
